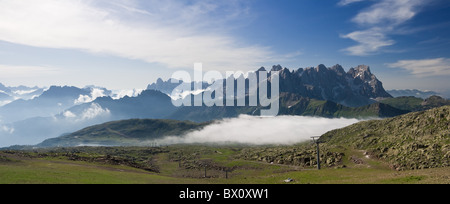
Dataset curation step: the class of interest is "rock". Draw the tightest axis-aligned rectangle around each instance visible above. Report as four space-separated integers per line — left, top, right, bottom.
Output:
284 178 294 183
350 156 364 164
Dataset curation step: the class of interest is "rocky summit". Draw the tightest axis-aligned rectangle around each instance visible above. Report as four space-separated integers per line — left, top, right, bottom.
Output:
275 64 392 107
148 64 393 108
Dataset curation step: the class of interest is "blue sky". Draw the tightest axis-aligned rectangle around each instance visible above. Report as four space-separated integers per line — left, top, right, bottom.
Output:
0 0 449 95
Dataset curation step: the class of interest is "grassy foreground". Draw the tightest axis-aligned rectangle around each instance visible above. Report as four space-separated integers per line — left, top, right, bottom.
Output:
0 145 449 184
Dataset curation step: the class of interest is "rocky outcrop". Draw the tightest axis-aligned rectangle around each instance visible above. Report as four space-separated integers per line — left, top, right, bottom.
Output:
321 105 450 170
238 146 345 168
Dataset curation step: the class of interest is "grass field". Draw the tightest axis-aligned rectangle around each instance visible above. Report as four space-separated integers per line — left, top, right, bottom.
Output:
0 145 449 184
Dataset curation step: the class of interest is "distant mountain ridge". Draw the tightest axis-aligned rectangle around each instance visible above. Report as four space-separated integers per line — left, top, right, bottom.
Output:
387 89 441 99
168 93 408 122
0 83 46 106
0 86 92 123
381 95 450 112
279 93 408 118
71 89 178 120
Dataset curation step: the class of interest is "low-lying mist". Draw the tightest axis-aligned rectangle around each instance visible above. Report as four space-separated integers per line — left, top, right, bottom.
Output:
154 115 361 145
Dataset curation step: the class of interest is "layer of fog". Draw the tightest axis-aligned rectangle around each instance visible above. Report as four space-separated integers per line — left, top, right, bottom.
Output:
154 115 361 145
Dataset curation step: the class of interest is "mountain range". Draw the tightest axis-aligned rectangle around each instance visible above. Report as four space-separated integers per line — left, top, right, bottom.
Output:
274 64 392 107
0 86 90 123
380 95 450 112
387 89 442 99
0 83 46 106
0 64 445 147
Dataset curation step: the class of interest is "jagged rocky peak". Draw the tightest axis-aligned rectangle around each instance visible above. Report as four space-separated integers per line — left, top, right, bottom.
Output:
257 67 267 72
270 63 392 107
315 64 328 72
348 65 375 81
330 64 346 75
271 65 283 72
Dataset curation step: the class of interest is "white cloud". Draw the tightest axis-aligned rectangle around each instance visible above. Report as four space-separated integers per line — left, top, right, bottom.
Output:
80 103 110 120
387 58 450 77
0 0 274 72
353 0 427 25
1 125 14 134
63 111 77 118
153 115 360 145
341 0 428 56
12 89 38 96
341 28 395 56
338 0 365 6
352 0 424 26
111 89 144 100
74 88 107 105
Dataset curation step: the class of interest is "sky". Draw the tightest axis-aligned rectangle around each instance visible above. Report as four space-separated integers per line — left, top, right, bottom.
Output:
0 0 450 94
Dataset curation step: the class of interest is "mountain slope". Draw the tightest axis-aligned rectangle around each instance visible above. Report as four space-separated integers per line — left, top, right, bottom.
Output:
387 89 440 99
320 106 450 170
38 119 208 147
167 93 407 123
380 95 450 112
67 89 177 120
279 93 407 118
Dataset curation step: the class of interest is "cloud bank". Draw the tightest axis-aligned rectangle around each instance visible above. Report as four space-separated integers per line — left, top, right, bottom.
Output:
154 115 360 145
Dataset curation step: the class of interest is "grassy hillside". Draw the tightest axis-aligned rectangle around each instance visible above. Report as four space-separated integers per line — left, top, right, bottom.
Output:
168 93 409 122
1 146 449 184
380 95 450 112
320 105 450 170
380 96 423 111
38 119 209 147
279 93 408 118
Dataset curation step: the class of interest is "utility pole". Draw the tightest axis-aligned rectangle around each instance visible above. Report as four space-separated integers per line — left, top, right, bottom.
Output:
311 136 322 170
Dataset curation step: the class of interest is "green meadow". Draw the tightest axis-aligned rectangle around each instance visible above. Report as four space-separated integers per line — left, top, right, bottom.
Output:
1 145 448 184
